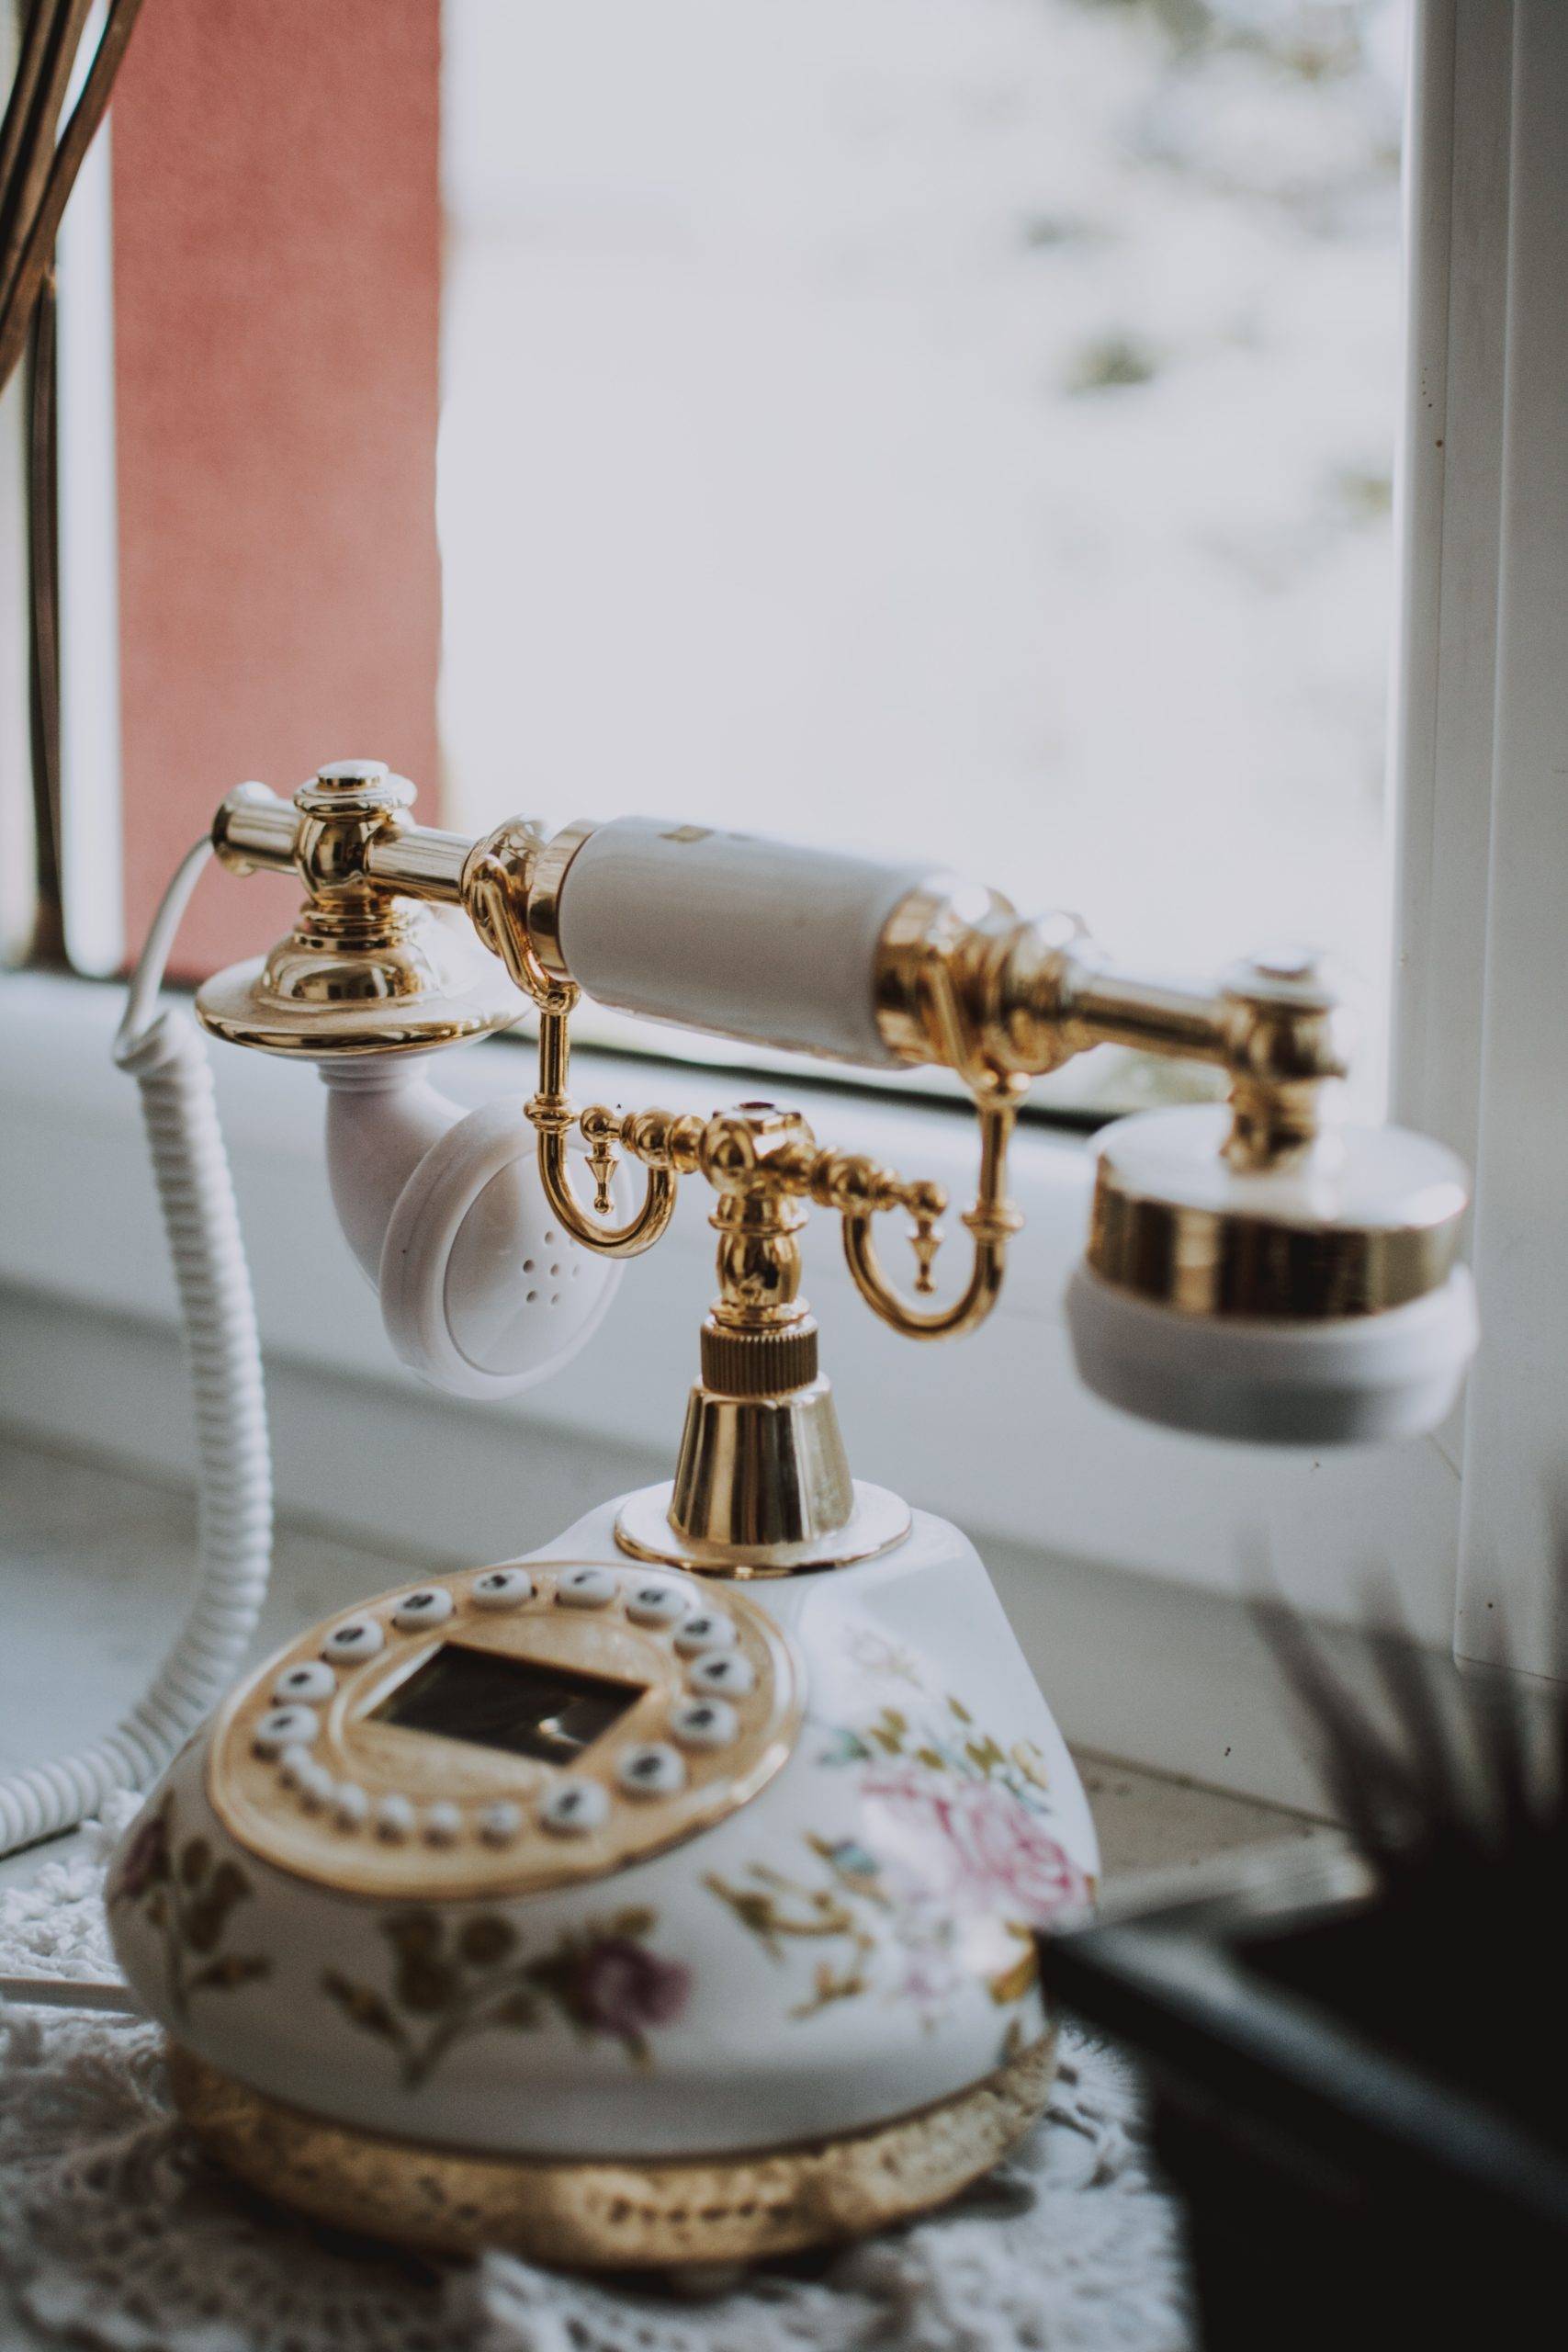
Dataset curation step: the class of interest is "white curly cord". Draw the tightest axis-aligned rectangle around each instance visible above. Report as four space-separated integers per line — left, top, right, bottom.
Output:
0 841 273 1856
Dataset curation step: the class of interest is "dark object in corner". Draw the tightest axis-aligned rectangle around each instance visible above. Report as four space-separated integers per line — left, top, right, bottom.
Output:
1039 1610 1568 2348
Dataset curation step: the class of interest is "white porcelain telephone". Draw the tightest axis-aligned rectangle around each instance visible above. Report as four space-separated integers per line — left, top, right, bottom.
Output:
7 759 1477 2267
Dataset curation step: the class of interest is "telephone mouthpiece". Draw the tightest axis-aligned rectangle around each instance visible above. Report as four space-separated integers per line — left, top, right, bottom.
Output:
1065 1104 1477 1446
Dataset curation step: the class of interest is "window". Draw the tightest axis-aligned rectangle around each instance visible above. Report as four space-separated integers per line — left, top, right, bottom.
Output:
13 0 1406 1114
439 0 1405 1114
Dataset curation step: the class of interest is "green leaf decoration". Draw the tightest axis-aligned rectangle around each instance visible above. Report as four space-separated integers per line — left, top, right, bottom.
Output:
818 1729 873 1766
457 1916 515 1969
178 1838 211 1889
322 1971 401 2042
394 1956 460 2016
209 1860 249 1912
382 1909 444 1962
189 1955 270 1994
183 1899 225 1956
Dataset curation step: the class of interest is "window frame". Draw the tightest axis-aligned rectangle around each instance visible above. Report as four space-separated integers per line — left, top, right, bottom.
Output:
1427 1 1568 1679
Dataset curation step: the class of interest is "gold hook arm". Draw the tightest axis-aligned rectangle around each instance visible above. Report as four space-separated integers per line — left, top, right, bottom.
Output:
836 1090 1024 1340
832 948 1027 1340
524 1005 679 1261
468 846 679 1259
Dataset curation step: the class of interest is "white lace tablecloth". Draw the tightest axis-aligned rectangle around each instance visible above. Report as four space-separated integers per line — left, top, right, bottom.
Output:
0 1798 1188 2352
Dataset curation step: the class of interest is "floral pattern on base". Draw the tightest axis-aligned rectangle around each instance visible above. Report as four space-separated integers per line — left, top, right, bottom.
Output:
322 1905 692 2090
709 1693 1091 2022
107 1794 269 2022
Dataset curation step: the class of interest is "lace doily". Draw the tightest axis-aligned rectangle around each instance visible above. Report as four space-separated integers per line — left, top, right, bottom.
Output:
1 1798 1188 2352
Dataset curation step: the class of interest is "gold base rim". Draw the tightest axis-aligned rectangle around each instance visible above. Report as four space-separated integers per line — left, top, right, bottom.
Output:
169 2031 1055 2269
614 1478 912 1577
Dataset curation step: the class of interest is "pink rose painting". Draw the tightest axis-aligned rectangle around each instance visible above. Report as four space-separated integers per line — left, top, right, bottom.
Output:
710 1690 1094 2024
860 1760 1092 1929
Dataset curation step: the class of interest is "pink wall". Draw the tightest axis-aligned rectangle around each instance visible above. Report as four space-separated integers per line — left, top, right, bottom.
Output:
112 0 443 972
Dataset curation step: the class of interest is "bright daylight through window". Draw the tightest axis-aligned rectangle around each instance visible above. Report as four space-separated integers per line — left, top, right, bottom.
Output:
438 0 1404 1114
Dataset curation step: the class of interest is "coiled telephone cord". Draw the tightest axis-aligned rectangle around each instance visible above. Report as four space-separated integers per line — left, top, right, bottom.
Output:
0 841 273 1856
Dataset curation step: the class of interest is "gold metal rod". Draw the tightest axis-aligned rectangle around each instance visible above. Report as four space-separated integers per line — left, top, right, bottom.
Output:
1057 966 1228 1064
363 827 471 903
209 786 299 876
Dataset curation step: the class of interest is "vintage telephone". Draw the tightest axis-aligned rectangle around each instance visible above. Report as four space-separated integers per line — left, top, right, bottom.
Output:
6 760 1477 2267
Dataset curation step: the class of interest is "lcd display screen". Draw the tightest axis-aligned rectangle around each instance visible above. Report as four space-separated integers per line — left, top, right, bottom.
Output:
372 1644 643 1764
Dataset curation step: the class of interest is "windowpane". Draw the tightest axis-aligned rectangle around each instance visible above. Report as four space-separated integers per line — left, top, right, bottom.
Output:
439 0 1403 1112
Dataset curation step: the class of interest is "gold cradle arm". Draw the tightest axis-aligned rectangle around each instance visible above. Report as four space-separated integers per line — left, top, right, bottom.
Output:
476 842 1032 1340
467 837 681 1259
834 1082 1023 1340
525 1005 681 1260
833 944 1025 1340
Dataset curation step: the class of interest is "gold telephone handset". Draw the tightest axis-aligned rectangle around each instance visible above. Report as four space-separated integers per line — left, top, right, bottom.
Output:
200 760 1474 1460
7 757 1477 2269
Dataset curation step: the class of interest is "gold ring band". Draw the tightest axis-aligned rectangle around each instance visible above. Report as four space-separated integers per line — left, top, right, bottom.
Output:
1087 1182 1464 1319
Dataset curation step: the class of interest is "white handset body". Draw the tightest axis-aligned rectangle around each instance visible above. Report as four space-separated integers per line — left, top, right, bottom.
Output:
321 1060 622 1399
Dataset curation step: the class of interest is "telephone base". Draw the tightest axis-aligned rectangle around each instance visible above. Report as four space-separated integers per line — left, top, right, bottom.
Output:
168 2029 1055 2268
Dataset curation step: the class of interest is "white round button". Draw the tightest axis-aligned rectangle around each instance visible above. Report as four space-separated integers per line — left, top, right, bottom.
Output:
375 1793 414 1842
322 1617 385 1663
479 1800 524 1846
276 1743 315 1789
471 1566 534 1611
555 1566 617 1611
688 1651 755 1697
617 1743 686 1799
254 1704 320 1756
671 1696 739 1751
538 1779 610 1836
391 1587 455 1631
332 1782 369 1830
272 1660 336 1705
295 1758 333 1810
423 1802 462 1846
674 1611 738 1657
625 1578 693 1628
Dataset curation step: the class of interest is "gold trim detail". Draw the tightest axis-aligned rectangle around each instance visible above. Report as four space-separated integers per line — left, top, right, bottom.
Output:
615 1476 911 1577
168 2030 1056 2267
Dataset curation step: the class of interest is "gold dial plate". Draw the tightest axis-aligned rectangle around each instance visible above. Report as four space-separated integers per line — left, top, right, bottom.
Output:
207 1561 802 1900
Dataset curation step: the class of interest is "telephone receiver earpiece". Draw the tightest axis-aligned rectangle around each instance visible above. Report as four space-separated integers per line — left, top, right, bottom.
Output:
321 1060 623 1401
